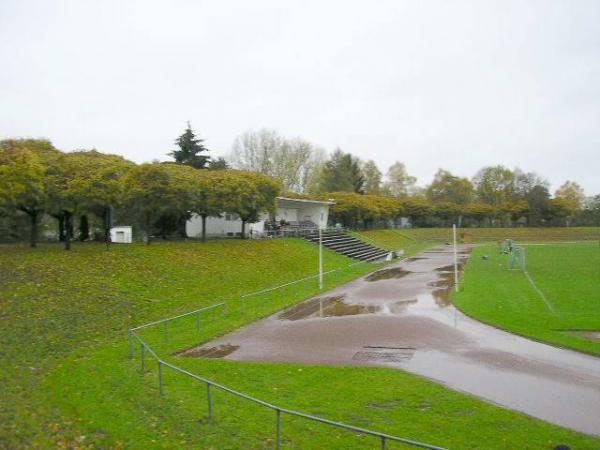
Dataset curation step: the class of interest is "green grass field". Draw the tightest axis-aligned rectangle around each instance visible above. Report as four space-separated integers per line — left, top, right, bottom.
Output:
454 242 600 357
357 226 600 245
1 236 599 449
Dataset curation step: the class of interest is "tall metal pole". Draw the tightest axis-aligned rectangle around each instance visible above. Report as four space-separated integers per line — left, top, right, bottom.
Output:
319 228 323 290
453 224 459 292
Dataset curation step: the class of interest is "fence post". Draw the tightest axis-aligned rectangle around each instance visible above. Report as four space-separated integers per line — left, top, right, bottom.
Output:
158 360 163 395
276 408 281 450
141 343 146 372
207 383 213 420
381 436 387 450
128 330 134 360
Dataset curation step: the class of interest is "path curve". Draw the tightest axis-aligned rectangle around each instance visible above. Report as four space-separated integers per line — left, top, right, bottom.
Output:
183 246 600 435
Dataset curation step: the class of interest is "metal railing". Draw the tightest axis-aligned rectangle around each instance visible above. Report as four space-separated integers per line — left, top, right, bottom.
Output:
128 260 446 450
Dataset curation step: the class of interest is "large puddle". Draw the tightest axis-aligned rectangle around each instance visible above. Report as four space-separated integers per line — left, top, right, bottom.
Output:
277 295 418 320
365 267 410 281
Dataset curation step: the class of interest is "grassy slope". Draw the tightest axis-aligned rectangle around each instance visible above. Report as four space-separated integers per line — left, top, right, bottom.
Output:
1 239 598 449
353 229 430 255
454 243 600 357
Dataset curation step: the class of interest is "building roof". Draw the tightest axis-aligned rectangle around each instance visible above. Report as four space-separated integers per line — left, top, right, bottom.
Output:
276 196 335 206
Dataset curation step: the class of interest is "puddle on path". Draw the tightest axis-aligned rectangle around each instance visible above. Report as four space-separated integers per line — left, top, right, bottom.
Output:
179 344 239 358
365 268 410 281
279 296 376 320
278 296 417 320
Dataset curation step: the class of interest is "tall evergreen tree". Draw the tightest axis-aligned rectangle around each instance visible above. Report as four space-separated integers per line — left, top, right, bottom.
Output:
317 149 364 194
170 122 210 169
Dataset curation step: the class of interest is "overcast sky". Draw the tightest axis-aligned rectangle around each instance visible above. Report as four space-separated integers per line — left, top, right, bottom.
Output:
1 0 599 194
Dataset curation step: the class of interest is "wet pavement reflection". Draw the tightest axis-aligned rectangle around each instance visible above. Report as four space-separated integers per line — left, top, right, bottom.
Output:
182 245 600 435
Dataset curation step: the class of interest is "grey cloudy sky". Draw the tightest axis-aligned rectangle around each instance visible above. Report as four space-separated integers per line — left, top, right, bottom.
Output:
1 0 599 194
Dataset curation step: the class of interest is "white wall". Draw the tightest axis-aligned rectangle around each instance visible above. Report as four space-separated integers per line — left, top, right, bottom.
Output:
186 213 267 238
110 226 132 243
296 204 329 229
275 207 299 223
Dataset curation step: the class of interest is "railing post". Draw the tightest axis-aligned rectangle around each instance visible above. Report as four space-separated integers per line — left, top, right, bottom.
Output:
141 343 146 372
381 436 387 450
158 360 163 395
128 330 134 360
276 408 281 450
207 383 213 420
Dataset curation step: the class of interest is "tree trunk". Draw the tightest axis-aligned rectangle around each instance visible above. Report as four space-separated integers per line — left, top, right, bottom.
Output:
29 210 38 248
103 207 111 250
146 214 152 244
56 214 65 241
79 215 89 241
201 215 207 242
240 220 246 239
63 211 73 250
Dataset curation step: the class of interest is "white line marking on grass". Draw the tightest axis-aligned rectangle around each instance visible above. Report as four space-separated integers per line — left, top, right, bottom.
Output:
523 270 558 315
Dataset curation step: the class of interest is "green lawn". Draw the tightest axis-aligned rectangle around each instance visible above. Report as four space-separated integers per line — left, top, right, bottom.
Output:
1 239 599 449
353 229 430 255
454 242 600 356
367 226 600 243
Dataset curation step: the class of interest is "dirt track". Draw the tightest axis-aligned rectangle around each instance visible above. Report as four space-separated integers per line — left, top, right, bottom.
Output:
182 245 600 435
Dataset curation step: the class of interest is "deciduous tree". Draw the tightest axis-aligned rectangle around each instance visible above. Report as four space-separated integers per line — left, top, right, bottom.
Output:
382 162 417 197
0 139 59 247
473 165 514 206
220 171 281 239
361 160 382 195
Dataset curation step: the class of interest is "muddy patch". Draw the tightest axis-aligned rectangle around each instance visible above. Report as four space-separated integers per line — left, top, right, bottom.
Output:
566 331 600 343
279 296 378 320
436 263 465 273
180 343 239 358
365 267 410 281
432 288 452 307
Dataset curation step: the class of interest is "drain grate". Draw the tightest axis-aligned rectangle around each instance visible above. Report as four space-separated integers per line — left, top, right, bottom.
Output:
353 346 415 363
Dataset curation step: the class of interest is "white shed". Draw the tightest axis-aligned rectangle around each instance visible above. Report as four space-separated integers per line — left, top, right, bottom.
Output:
110 226 133 243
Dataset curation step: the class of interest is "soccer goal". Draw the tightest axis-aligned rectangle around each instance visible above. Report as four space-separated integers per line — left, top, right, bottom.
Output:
508 245 526 271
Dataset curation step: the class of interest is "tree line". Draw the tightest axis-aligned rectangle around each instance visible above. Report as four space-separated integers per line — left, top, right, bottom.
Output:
230 129 598 229
2 125 598 248
0 128 280 248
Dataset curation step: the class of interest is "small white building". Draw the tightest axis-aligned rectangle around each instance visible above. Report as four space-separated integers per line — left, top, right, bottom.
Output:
110 226 133 243
186 197 333 239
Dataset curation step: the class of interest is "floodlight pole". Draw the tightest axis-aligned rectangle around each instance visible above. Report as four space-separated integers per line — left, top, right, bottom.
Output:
319 228 323 290
453 224 459 292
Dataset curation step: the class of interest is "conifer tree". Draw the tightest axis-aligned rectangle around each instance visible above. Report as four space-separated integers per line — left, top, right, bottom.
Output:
170 122 210 169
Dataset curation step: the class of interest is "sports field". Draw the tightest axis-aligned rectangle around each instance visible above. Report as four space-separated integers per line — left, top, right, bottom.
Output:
2 237 599 449
454 242 600 356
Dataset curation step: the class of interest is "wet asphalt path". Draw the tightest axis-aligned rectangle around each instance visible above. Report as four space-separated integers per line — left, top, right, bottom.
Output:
182 246 600 435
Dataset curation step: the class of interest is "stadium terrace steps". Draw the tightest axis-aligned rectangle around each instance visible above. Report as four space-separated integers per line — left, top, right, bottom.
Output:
304 230 389 261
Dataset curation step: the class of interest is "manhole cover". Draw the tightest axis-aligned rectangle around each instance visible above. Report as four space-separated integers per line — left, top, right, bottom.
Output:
352 347 415 363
